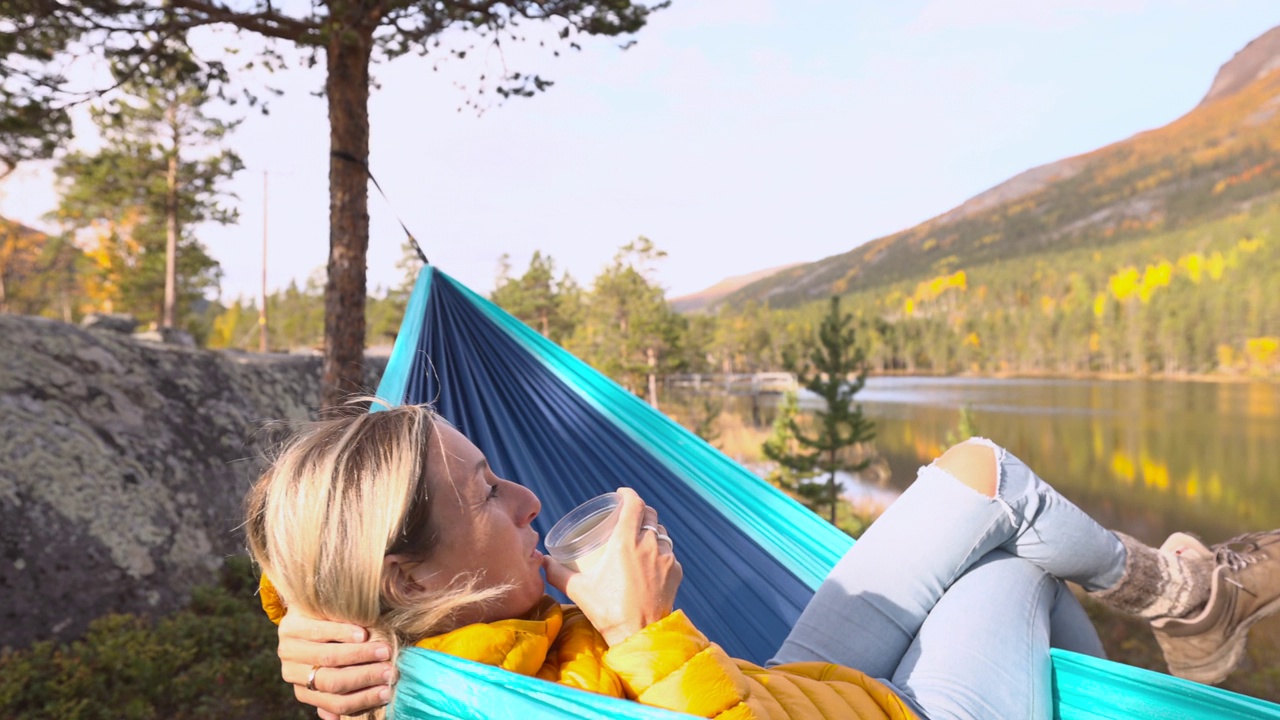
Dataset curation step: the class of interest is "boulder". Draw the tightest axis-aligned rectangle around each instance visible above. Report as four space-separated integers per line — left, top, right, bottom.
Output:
80 313 139 334
0 314 385 649
133 327 197 347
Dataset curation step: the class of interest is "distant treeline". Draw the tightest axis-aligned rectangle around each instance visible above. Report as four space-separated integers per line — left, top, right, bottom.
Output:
478 208 1280 383
6 208 1277 382
831 203 1280 377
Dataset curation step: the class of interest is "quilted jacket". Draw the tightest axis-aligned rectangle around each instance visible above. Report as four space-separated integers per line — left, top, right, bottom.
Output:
261 580 916 720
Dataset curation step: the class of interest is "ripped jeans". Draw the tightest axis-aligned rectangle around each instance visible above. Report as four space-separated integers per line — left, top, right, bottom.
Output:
768 438 1127 720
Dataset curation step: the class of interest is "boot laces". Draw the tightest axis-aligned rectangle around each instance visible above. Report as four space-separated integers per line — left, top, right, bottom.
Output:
1216 540 1258 572
1214 531 1280 597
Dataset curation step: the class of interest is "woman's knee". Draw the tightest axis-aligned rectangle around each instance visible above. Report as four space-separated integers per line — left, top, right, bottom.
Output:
934 440 999 498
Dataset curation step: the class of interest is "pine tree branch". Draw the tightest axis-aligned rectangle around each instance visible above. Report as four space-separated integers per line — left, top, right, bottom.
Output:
167 0 321 42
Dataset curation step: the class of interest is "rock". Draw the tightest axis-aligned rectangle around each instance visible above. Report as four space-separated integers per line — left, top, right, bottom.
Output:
132 327 197 347
0 314 385 649
80 313 139 334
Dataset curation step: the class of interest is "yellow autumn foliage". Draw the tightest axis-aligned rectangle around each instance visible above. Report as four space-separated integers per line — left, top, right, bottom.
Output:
1109 267 1140 302
1140 453 1171 490
80 210 146 314
1217 344 1236 369
1245 336 1280 369
1178 253 1204 283
1206 251 1226 280
1111 449 1136 484
913 270 967 303
1137 261 1173 303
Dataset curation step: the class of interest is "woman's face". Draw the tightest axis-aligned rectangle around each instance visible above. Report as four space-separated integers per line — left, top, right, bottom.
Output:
414 421 546 624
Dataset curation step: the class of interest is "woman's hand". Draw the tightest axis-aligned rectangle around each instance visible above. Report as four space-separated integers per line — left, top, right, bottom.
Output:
277 609 396 719
543 487 682 647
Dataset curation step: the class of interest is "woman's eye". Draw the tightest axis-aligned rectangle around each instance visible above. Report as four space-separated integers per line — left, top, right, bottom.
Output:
487 483 500 500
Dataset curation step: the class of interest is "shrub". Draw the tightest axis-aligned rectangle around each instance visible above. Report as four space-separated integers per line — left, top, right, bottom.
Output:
0 556 309 720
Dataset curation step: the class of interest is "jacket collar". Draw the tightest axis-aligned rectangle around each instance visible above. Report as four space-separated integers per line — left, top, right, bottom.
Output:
413 596 563 675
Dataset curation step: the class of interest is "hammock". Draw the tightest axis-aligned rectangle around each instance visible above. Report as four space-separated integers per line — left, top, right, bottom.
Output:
375 267 1280 720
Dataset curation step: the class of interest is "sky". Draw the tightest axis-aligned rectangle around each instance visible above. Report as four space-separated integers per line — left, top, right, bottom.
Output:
2 0 1279 304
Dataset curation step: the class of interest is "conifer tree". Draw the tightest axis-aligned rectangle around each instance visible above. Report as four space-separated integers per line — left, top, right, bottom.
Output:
51 50 240 335
567 237 682 405
3 0 667 407
491 251 578 343
761 390 813 492
768 296 876 524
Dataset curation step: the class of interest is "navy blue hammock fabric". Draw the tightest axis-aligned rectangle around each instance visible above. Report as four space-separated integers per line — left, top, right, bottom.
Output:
374 266 1280 720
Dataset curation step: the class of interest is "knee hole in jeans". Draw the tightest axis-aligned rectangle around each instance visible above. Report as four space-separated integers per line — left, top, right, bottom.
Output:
933 440 999 498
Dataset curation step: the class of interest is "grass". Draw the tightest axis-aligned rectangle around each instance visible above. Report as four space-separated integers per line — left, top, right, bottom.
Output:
1082 595 1280 702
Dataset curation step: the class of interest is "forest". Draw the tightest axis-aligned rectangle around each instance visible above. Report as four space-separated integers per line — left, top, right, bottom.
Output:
205 199 1280 383
7 198 1278 385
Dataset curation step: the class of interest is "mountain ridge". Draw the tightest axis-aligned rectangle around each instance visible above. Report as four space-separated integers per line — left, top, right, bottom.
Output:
715 25 1280 311
669 262 804 313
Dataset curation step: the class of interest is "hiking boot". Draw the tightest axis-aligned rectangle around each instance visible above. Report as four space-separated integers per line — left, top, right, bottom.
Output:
1151 530 1280 684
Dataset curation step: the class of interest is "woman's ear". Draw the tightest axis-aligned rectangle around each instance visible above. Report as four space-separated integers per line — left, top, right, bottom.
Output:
383 554 430 601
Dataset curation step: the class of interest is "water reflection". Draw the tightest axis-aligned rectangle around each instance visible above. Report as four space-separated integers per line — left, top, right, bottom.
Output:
848 377 1280 543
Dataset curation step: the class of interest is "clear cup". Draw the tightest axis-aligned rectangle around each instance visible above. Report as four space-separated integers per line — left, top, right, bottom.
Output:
544 492 621 573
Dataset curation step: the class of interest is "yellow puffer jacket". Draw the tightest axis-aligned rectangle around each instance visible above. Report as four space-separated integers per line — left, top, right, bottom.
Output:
260 580 916 720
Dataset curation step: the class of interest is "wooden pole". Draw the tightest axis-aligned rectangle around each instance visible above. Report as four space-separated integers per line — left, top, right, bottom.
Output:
259 169 268 353
162 101 179 329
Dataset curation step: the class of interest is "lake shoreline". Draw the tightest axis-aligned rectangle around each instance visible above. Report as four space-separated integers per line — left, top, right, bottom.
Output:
867 368 1279 385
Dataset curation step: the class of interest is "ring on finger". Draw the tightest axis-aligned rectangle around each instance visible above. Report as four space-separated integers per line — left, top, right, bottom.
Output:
306 664 322 692
641 524 659 536
656 532 673 548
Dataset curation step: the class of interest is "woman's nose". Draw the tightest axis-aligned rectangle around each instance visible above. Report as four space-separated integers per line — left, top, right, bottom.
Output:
513 481 540 525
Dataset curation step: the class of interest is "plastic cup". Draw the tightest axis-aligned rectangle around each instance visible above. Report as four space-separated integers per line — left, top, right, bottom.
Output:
544 493 621 573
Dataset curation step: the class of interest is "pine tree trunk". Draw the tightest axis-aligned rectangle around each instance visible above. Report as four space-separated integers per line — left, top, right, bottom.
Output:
321 21 374 410
163 102 179 329
827 445 838 525
646 346 658 407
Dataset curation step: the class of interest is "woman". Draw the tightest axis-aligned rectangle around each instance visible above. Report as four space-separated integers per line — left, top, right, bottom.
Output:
249 404 1280 720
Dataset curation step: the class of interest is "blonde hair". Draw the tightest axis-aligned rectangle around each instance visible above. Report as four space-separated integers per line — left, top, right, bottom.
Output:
244 402 508 677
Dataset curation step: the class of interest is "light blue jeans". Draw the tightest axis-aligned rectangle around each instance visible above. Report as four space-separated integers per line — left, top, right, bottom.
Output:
768 438 1126 720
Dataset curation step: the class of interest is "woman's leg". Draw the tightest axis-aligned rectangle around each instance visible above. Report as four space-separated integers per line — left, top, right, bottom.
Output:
1048 581 1107 658
883 551 1067 720
769 438 1123 677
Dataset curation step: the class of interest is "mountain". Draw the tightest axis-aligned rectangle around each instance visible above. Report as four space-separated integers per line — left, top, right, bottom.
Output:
669 262 803 313
721 26 1280 310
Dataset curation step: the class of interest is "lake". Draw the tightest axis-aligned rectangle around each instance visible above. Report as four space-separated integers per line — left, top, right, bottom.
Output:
843 376 1280 547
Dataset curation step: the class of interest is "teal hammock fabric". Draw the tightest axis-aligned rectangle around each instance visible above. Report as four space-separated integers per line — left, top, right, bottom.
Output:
375 266 1280 719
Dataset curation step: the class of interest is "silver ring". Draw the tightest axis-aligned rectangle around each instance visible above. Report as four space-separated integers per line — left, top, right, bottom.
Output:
656 533 673 548
306 664 321 692
641 524 659 535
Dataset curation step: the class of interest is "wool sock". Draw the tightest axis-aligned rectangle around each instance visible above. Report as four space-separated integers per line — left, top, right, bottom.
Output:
1091 532 1211 619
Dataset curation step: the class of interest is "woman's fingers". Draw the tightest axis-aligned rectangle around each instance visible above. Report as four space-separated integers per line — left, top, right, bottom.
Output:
294 683 392 717
541 553 576 595
282 660 396 694
279 610 370 643
654 523 672 552
278 633 391 668
613 487 647 538
275 608 392 717
641 505 659 534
